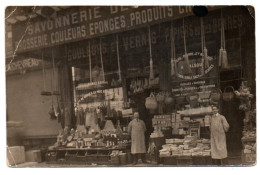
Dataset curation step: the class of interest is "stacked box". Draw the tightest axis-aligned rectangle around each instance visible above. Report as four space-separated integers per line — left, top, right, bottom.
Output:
7 146 25 166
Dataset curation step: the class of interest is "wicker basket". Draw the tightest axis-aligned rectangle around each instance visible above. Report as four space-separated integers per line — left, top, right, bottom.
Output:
223 86 235 102
45 151 57 163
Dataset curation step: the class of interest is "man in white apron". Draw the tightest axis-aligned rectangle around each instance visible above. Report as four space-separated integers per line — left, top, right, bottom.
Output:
210 107 230 165
128 112 147 164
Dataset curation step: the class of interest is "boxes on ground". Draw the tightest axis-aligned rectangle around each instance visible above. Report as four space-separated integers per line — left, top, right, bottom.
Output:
7 146 25 166
25 150 42 163
242 152 256 164
110 155 120 165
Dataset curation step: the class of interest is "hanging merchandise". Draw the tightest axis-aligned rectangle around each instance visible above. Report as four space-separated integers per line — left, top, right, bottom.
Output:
200 17 209 74
49 104 56 120
148 26 155 85
116 34 122 83
182 18 192 75
40 52 52 96
170 21 177 76
219 9 229 69
164 92 174 105
56 97 61 123
222 86 235 102
156 92 166 114
145 93 158 113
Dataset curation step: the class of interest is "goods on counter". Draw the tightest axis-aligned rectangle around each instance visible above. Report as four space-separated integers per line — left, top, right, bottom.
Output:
176 106 212 116
150 126 164 138
159 136 211 157
241 129 256 164
152 115 172 130
101 120 116 134
242 130 256 140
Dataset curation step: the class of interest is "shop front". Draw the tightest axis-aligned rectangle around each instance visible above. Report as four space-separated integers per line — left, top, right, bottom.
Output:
9 6 256 166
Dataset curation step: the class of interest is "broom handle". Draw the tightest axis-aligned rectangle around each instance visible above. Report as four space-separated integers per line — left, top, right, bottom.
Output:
201 18 204 52
99 38 105 81
88 41 92 82
183 18 187 54
221 9 224 49
148 26 152 60
171 21 176 59
223 17 226 50
116 34 122 81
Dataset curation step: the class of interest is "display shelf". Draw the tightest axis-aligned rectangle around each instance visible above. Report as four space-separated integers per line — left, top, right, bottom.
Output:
180 112 213 117
76 84 122 92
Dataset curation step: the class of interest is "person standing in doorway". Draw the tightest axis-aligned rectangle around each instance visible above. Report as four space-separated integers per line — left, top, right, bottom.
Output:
210 107 230 165
128 112 147 164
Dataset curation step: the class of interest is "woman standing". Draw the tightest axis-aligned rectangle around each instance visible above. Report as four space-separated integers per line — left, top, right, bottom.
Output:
210 107 230 165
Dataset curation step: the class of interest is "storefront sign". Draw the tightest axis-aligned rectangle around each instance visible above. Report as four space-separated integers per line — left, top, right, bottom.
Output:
6 58 43 75
12 6 220 53
175 52 214 80
172 80 216 97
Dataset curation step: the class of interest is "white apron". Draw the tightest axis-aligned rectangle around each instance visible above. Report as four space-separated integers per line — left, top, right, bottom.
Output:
210 113 229 159
128 119 146 154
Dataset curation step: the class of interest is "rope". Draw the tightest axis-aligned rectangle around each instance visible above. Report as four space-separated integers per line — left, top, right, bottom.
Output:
99 38 105 81
52 49 57 92
88 41 92 82
41 52 46 91
116 34 122 81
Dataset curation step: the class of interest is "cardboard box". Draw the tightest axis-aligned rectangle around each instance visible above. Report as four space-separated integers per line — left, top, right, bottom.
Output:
25 150 42 163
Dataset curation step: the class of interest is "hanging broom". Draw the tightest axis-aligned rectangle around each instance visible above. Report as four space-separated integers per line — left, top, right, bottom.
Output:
116 34 122 83
148 26 154 84
170 21 177 76
221 16 229 69
183 18 192 75
220 9 229 69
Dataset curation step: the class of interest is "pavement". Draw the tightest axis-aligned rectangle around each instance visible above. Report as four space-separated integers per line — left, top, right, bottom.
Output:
10 156 248 168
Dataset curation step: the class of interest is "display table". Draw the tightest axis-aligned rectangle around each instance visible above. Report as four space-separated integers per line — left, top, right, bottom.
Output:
46 145 131 165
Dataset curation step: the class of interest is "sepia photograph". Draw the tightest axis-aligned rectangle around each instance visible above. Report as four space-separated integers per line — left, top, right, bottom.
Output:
5 5 256 167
